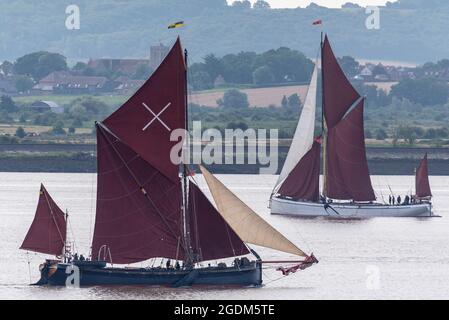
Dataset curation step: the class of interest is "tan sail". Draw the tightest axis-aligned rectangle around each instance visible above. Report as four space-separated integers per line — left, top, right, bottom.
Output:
200 165 307 257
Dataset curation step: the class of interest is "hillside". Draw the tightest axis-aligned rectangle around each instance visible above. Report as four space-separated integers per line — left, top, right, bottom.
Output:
1 0 449 64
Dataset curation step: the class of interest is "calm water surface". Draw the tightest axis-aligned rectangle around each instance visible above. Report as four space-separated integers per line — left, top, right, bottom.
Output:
0 173 448 300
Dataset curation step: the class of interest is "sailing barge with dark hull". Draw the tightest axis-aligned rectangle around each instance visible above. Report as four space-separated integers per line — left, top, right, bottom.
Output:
21 38 317 287
37 260 263 287
270 35 434 218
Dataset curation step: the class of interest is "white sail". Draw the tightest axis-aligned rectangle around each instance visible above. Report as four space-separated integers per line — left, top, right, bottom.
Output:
200 165 307 257
275 62 319 189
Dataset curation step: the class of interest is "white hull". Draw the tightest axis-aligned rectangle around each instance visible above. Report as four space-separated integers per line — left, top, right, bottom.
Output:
270 197 433 218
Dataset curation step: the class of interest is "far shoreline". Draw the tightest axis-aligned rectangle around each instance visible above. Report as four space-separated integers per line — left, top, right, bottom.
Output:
0 144 447 175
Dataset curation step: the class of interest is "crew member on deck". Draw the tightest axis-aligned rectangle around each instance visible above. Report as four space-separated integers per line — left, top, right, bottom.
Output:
404 195 410 205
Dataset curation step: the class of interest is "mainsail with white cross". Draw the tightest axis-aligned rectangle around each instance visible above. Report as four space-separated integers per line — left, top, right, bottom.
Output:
102 38 186 183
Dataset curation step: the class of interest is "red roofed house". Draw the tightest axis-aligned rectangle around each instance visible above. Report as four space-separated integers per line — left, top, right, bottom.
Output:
34 71 108 93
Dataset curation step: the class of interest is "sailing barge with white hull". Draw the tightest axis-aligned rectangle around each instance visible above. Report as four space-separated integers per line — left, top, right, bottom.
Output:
270 35 433 218
21 38 317 287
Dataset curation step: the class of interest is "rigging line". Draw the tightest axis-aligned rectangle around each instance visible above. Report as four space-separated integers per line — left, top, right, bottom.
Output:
324 203 341 216
26 251 32 285
321 39 328 199
388 184 395 198
264 274 290 286
96 123 186 254
67 212 77 254
378 189 387 205
189 182 202 259
224 219 238 259
88 147 97 252
42 189 65 253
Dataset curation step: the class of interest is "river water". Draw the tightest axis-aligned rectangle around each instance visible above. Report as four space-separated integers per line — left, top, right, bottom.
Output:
0 173 448 300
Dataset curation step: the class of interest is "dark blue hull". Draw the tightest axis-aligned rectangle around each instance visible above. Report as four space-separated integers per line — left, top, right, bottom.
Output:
38 260 263 287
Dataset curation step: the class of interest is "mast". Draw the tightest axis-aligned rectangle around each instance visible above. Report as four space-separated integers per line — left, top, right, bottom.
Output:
181 48 194 266
64 210 68 262
320 32 327 200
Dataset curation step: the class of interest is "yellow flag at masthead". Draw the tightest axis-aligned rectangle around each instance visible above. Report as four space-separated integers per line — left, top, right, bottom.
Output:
168 21 185 29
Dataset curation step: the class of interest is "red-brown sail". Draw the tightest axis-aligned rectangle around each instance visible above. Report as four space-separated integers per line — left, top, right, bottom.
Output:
188 182 249 261
322 35 360 129
103 37 186 183
92 125 248 264
415 153 432 198
20 184 66 256
325 100 376 201
278 140 321 202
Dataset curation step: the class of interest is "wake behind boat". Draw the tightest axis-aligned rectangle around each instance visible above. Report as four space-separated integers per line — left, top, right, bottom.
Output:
270 35 434 218
21 38 317 287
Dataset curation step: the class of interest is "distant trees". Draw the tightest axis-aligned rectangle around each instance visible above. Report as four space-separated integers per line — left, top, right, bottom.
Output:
231 0 251 9
253 47 313 83
14 51 68 80
0 95 18 113
217 89 249 109
51 121 66 135
190 69 213 90
386 0 449 9
253 66 275 85
15 126 26 138
395 125 419 146
0 61 14 76
33 112 58 126
390 78 449 106
338 56 360 78
341 2 362 9
221 52 257 84
15 76 34 93
375 129 388 140
354 83 391 108
68 97 110 118
71 62 95 76
281 96 288 108
203 54 224 82
3 0 449 66
190 47 313 90
285 94 299 109
253 0 271 9
226 121 249 130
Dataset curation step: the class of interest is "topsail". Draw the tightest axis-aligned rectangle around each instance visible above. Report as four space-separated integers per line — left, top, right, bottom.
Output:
103 38 187 183
322 35 360 129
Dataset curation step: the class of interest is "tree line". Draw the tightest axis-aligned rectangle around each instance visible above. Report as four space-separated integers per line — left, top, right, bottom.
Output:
189 47 314 90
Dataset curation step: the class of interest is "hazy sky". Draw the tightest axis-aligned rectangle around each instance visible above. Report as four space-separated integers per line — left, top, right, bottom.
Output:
227 0 390 8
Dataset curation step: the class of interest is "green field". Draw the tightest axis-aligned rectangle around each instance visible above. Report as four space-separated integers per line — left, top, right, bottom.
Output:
13 95 129 108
